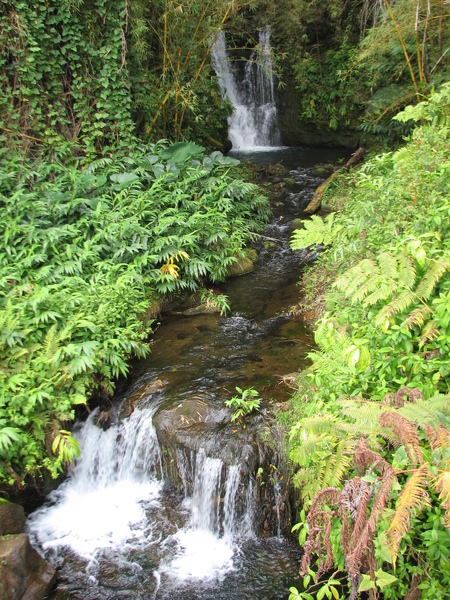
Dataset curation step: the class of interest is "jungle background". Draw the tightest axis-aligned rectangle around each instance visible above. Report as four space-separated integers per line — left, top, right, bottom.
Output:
1 0 450 598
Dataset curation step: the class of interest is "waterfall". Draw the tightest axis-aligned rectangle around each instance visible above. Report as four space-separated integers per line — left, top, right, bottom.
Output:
211 28 281 151
162 449 254 581
28 407 255 583
27 408 164 558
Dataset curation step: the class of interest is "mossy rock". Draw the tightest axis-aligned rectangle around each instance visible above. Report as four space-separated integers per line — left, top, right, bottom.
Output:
263 241 277 251
227 248 257 277
290 218 305 230
283 177 296 187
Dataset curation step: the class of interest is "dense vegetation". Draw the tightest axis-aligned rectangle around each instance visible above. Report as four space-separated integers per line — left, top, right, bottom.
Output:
0 142 269 486
285 85 450 599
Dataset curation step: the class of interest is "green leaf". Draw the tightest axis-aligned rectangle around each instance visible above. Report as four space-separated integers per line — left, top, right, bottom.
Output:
159 142 204 164
375 568 398 589
358 574 376 592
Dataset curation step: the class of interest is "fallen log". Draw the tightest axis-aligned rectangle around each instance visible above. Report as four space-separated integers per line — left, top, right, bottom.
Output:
304 147 366 214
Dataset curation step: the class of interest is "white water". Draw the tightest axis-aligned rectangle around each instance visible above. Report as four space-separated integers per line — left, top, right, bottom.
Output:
161 450 253 581
27 408 163 560
211 28 281 151
28 408 254 585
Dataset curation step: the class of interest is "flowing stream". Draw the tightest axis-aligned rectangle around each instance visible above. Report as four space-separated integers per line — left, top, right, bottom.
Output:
27 146 349 600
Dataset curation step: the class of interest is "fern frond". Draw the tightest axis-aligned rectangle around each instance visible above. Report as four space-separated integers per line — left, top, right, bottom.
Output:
339 399 386 431
397 252 416 289
401 305 432 330
323 438 354 489
399 395 450 428
290 433 330 466
435 470 450 528
425 425 450 451
379 412 423 465
290 214 337 250
415 260 450 300
378 252 399 280
375 290 416 326
419 319 440 347
387 464 429 568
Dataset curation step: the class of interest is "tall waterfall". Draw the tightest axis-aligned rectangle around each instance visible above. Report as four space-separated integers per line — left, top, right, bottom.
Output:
211 28 281 151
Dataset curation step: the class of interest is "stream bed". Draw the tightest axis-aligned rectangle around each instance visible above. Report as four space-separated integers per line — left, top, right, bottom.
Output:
27 146 349 600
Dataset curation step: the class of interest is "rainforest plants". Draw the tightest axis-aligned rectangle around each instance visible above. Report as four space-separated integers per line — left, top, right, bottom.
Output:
286 85 450 598
0 141 270 486
225 386 261 423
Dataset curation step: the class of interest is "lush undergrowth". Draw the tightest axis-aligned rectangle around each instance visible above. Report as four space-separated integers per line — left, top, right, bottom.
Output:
0 141 270 488
285 85 450 599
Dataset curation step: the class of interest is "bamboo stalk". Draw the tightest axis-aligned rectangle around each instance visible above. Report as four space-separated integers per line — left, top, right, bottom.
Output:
177 2 234 135
415 0 423 83
383 0 420 98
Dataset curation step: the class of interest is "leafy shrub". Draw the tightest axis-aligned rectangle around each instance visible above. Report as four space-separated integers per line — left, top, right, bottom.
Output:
286 85 450 598
0 141 270 486
225 386 261 423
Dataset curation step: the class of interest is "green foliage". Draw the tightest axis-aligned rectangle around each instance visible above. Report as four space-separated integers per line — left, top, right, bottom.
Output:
0 142 269 485
286 86 450 598
224 386 261 423
199 289 231 316
0 0 135 158
290 214 343 251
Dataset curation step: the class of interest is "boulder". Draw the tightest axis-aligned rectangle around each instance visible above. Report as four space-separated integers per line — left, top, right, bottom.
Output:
227 248 258 278
0 504 26 536
0 534 56 600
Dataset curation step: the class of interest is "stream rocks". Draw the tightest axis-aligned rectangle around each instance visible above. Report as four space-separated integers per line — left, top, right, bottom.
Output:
0 504 56 600
152 397 293 537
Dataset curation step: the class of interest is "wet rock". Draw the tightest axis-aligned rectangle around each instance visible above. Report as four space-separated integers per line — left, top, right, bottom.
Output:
0 533 56 600
227 248 258 278
95 410 111 431
182 303 220 316
0 504 26 536
283 177 296 187
311 164 335 178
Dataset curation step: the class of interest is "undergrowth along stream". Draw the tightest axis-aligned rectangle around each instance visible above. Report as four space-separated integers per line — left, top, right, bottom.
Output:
285 84 450 600
0 141 270 487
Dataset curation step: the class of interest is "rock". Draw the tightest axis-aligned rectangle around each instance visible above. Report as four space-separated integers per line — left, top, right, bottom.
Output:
290 218 304 230
0 534 56 600
0 504 26 536
283 177 296 187
311 164 335 178
95 410 111 431
182 303 220 316
227 248 258 278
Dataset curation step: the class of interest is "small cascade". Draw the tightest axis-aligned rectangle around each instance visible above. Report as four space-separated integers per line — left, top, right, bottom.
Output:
211 28 281 150
28 407 164 559
163 449 254 581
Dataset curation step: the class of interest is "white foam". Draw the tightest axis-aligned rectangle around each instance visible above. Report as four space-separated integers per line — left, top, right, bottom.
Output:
164 529 235 580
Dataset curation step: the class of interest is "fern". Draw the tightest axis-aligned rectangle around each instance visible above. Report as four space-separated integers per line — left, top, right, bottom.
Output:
387 464 430 568
290 213 342 250
436 470 450 528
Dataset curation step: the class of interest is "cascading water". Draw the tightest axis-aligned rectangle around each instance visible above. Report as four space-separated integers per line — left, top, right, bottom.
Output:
28 405 259 598
211 28 281 150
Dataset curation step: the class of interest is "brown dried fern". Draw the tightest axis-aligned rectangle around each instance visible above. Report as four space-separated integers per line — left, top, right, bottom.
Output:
435 469 450 528
387 464 429 567
379 411 423 465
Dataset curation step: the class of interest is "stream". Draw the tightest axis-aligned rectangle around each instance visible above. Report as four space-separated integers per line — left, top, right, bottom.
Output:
27 146 350 600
